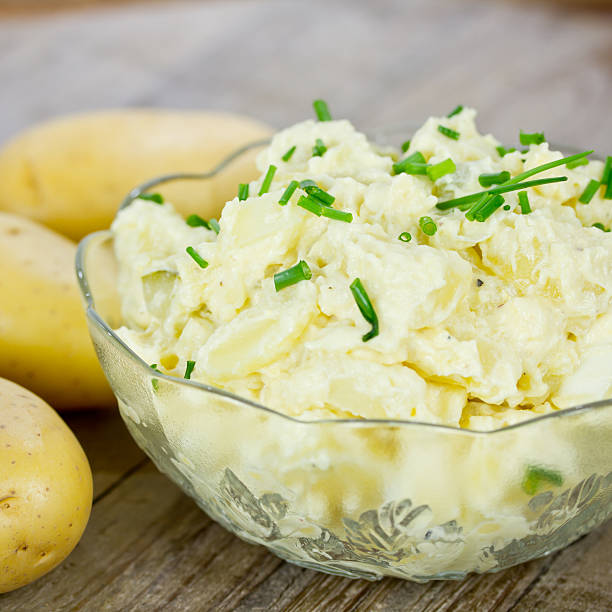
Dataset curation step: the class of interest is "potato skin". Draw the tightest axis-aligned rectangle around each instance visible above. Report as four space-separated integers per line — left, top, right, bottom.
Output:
0 110 271 240
0 213 115 409
0 378 93 593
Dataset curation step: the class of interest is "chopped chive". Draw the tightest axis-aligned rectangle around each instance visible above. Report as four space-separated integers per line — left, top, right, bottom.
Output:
209 218 220 235
427 158 456 181
393 150 427 174
282 145 296 162
465 193 492 221
566 157 589 169
299 179 317 190
184 360 196 380
579 179 600 204
186 214 220 234
474 194 505 222
313 99 332 122
436 176 568 210
258 165 277 196
186 214 209 228
279 180 299 206
297 194 323 216
401 140 411 153
139 193 164 204
522 465 563 495
419 216 437 236
447 105 464 118
519 131 546 146
605 181 612 200
185 246 208 269
300 180 335 205
238 183 249 201
593 222 611 232
350 278 379 342
321 207 352 223
478 171 511 187
496 145 517 157
150 363 160 392
312 138 327 157
518 191 532 214
398 232 412 242
602 156 612 184
438 125 460 140
393 162 429 176
274 260 312 291
503 204 511 211
508 150 592 185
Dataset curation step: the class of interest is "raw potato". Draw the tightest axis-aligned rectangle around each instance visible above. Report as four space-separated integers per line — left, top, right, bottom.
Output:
0 377 92 593
0 110 271 240
0 212 115 409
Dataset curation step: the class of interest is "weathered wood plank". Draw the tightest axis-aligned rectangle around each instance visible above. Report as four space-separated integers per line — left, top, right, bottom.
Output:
511 523 612 612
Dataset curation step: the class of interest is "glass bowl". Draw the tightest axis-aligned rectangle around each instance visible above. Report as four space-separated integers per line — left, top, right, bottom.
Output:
76 133 612 581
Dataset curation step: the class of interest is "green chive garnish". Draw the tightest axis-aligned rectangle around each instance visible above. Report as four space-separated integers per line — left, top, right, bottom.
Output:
321 207 352 223
398 232 412 242
519 131 546 146
436 176 568 210
496 145 517 157
438 125 460 140
238 183 249 201
186 214 219 234
312 138 327 157
186 214 208 228
150 364 160 392
593 222 611 232
419 216 437 235
393 151 428 175
465 193 492 221
401 140 411 153
579 179 600 204
209 219 220 235
602 156 612 184
603 157 612 200
522 465 563 495
313 99 332 122
185 246 208 269
518 191 532 214
258 165 277 196
503 204 511 211
282 146 296 162
279 180 299 206
184 360 196 380
300 180 335 205
427 158 456 181
350 278 379 342
566 157 589 169
474 194 505 222
274 260 312 291
447 105 464 118
508 150 592 185
297 194 323 216
139 193 164 204
478 171 511 187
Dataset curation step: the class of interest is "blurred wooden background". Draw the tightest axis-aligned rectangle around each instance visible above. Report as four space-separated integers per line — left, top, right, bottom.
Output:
1 1 611 610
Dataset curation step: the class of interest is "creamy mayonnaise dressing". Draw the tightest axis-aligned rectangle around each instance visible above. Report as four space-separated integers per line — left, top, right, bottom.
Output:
112 108 612 430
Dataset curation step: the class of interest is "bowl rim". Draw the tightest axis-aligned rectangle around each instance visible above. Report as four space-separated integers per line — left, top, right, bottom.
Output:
76 134 612 435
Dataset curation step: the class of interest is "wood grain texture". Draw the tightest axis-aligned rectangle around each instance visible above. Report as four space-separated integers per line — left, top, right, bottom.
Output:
0 0 610 609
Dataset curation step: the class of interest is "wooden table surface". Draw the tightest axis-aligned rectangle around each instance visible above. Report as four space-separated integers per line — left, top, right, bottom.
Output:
1 1 611 610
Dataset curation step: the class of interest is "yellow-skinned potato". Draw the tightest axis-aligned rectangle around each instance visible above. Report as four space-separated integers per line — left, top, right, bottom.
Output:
0 213 115 409
0 378 92 593
0 110 271 240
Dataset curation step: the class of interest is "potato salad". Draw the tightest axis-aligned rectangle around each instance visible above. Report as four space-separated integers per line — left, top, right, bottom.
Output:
112 104 612 431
